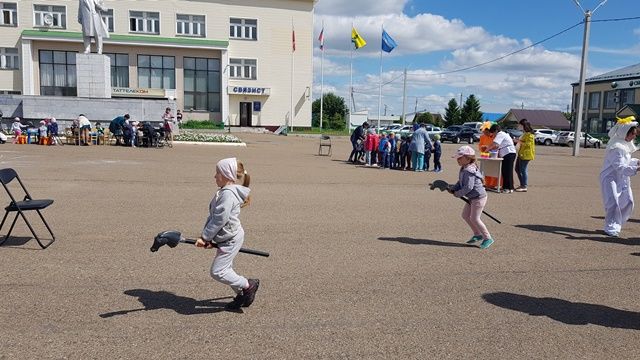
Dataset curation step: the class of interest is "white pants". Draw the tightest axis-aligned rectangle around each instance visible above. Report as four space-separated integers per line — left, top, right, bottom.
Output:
210 228 249 293
601 177 634 234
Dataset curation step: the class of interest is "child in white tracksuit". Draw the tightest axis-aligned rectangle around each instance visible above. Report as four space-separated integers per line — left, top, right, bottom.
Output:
196 157 260 310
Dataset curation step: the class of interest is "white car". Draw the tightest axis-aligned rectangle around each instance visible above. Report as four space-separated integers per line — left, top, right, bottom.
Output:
534 129 559 146
555 131 602 148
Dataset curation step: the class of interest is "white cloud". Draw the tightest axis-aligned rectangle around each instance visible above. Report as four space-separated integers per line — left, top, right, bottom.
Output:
315 0 408 17
313 56 350 77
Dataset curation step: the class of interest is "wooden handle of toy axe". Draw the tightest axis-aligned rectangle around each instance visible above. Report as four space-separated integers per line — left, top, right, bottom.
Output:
181 238 271 257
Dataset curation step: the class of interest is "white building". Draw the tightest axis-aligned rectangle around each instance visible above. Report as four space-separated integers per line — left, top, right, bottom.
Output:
0 0 314 127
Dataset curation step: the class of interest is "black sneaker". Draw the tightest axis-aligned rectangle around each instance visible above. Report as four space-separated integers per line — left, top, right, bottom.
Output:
225 293 244 311
242 279 260 307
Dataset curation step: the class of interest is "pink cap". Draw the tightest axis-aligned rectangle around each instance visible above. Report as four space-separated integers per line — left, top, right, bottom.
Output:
452 145 475 158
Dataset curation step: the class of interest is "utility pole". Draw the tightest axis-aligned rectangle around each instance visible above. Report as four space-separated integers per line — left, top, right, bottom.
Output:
401 68 407 126
384 104 387 116
572 0 607 157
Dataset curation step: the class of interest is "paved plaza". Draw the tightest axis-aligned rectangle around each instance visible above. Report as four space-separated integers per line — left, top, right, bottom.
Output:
0 134 639 359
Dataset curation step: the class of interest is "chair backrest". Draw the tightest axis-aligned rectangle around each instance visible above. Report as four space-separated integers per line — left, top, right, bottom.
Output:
0 168 18 185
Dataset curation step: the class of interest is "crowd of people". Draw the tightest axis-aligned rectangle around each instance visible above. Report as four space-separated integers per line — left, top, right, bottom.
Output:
7 107 182 147
348 122 443 172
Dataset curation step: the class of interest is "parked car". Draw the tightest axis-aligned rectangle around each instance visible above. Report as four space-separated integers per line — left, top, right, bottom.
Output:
534 129 559 146
397 125 414 135
555 131 602 148
440 125 478 143
462 122 483 131
505 128 524 140
426 125 442 139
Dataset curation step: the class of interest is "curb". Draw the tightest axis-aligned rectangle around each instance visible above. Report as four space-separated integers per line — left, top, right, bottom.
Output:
172 141 247 147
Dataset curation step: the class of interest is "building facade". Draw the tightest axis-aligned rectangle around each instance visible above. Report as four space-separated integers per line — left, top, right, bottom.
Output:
0 0 314 127
571 63 640 134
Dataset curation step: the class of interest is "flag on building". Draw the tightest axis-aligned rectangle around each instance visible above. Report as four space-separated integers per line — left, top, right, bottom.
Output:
381 29 397 53
318 28 325 50
351 27 367 49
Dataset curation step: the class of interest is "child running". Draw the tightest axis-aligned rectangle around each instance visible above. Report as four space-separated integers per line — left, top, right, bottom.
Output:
448 145 494 249
195 158 260 310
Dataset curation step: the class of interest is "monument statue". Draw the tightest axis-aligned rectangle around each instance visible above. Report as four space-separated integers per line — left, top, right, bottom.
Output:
78 0 109 54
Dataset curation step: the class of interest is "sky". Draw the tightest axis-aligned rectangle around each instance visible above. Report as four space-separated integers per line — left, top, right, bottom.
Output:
311 0 640 118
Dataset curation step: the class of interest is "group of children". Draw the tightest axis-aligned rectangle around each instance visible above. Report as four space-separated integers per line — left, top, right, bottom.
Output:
11 117 59 145
357 130 443 172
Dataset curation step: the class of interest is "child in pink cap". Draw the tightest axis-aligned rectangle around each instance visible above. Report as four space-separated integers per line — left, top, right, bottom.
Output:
448 145 494 249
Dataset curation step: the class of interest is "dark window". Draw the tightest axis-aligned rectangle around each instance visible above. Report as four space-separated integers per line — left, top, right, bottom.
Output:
183 57 220 112
137 55 175 89
39 50 76 96
104 53 129 87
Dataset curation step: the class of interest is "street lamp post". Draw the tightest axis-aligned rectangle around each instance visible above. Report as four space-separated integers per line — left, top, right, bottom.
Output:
572 0 608 157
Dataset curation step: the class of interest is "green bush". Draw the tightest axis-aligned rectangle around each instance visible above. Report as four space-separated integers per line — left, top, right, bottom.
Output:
180 120 224 129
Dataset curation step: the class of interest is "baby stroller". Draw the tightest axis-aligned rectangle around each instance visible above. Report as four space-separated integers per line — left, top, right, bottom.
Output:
153 127 171 148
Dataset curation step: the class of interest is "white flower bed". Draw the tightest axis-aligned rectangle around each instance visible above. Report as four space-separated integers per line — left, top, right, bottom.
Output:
174 133 242 143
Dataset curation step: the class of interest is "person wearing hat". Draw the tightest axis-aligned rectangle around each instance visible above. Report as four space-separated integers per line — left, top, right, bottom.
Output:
600 116 640 237
11 117 27 144
448 145 494 249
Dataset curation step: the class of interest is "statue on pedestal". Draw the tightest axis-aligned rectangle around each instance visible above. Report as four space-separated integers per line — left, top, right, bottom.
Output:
78 0 109 54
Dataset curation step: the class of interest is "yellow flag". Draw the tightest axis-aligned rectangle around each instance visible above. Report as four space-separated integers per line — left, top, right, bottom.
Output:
351 27 367 49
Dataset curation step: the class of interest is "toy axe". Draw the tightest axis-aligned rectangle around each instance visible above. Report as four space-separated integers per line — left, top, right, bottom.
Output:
150 230 270 257
428 180 502 224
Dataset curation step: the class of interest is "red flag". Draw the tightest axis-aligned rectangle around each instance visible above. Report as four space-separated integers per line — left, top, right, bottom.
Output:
318 28 324 51
292 29 296 52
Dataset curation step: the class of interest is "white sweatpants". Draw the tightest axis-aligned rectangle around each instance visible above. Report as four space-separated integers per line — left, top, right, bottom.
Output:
601 178 634 234
209 228 249 293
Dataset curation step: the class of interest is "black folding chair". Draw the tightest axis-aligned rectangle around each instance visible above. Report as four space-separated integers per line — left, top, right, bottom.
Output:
0 168 55 249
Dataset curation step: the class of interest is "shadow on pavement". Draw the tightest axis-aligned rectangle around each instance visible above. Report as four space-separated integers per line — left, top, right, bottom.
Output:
591 215 640 224
0 236 41 249
483 292 640 330
99 289 234 318
631 252 640 257
378 236 475 248
515 224 640 246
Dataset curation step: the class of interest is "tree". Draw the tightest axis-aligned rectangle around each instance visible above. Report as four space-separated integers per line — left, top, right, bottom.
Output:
444 98 461 127
312 92 349 129
460 94 483 123
414 112 433 125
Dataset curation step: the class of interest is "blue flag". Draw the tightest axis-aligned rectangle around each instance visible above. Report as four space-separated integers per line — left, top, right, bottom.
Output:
381 29 397 53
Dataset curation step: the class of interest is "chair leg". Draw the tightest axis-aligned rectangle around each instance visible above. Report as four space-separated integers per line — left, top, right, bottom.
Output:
17 209 55 249
35 209 56 249
0 212 19 246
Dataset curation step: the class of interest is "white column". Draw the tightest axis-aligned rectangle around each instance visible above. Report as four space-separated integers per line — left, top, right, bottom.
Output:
221 49 229 127
20 39 35 95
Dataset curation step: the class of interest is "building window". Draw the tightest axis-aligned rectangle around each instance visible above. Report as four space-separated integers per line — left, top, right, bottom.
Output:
102 9 114 32
129 11 159 34
176 14 205 37
588 92 600 110
104 53 129 87
1 2 17 26
39 50 76 96
603 91 616 109
620 89 635 107
0 47 18 69
229 18 257 40
0 90 21 95
229 58 256 80
34 5 66 28
138 55 174 89
183 57 220 112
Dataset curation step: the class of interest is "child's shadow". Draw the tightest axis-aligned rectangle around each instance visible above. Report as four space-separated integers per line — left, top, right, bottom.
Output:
99 289 234 318
378 237 475 248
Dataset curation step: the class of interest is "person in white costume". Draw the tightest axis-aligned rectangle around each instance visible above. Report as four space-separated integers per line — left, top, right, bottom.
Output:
78 0 109 54
600 116 640 237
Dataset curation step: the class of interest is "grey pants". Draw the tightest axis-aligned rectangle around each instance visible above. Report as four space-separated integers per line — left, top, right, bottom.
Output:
210 228 249 293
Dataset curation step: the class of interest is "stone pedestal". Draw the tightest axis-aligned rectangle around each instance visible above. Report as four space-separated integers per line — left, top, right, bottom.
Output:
76 53 111 98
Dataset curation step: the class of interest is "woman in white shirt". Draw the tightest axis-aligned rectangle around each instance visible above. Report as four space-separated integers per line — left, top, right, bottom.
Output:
486 124 517 193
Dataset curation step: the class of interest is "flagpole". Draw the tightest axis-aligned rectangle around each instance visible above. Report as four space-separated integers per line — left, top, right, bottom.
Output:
290 18 295 133
401 68 407 126
320 20 324 131
349 22 353 133
377 24 383 131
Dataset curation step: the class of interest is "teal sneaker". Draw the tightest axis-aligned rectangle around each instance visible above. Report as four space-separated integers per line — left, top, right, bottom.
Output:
466 235 483 244
479 238 494 249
